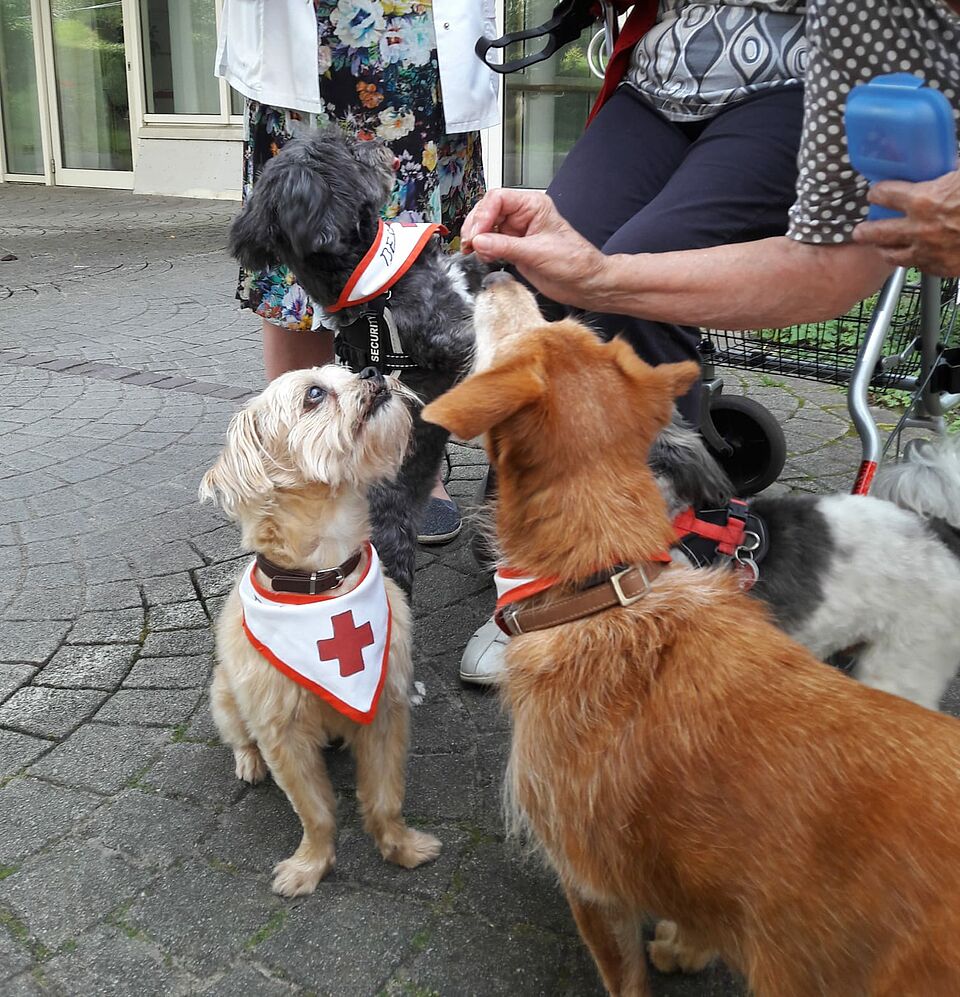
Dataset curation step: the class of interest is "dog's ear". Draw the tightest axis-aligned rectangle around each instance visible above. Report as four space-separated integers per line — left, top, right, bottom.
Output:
649 360 701 401
228 192 282 273
228 158 339 270
613 341 700 401
266 160 340 259
199 406 275 515
422 362 546 441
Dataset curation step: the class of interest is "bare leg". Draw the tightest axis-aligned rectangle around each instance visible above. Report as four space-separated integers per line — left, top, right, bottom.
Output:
262 318 335 380
353 694 441 868
210 665 267 784
256 727 338 896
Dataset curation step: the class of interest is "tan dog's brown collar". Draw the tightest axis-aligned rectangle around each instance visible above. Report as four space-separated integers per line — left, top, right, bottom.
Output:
256 549 363 595
497 560 670 636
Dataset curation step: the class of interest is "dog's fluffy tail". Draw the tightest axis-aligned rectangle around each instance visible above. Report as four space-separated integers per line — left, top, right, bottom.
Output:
872 435 960 529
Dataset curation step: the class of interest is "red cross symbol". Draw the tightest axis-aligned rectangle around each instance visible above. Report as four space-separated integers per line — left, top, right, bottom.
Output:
317 611 374 678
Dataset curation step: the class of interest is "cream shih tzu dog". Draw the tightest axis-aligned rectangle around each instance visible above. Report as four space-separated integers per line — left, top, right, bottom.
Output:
200 365 440 897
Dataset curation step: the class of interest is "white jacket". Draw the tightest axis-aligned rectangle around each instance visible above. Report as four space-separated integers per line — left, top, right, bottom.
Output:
215 0 500 134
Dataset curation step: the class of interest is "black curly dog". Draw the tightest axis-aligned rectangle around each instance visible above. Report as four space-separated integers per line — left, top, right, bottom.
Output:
229 127 486 595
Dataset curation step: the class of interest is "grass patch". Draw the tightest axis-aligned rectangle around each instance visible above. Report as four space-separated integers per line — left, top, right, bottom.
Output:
0 865 19 882
244 909 288 950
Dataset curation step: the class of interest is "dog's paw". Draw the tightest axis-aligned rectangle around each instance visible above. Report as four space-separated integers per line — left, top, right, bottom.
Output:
381 828 442 870
234 745 268 784
648 920 713 975
271 852 335 897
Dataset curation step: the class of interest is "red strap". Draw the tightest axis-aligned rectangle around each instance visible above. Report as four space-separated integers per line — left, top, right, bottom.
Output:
586 1 659 128
672 507 746 557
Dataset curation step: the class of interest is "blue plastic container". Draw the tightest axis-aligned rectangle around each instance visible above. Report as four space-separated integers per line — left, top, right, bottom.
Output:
845 73 958 220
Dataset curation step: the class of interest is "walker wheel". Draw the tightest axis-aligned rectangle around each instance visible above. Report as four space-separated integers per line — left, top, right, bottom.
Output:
705 395 786 496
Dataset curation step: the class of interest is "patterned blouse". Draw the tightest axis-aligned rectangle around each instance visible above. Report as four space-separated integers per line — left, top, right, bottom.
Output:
787 0 960 244
625 0 808 122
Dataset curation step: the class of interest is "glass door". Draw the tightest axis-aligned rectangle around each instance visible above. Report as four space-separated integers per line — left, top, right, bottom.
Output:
501 0 603 188
0 0 46 177
41 0 133 186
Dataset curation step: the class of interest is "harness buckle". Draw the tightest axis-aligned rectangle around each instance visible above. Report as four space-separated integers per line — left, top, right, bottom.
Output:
739 530 761 553
610 566 650 607
500 604 525 636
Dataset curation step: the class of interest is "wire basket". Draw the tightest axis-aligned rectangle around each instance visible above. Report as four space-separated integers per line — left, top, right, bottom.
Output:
705 276 960 393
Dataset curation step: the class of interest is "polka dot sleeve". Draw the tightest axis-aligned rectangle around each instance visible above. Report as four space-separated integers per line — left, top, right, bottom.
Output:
787 0 960 246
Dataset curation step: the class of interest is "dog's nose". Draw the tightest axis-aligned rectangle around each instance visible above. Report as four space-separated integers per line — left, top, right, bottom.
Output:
359 366 384 383
481 269 514 290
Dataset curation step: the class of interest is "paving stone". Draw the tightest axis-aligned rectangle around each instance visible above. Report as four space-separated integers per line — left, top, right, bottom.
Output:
41 644 135 690
40 925 186 997
28 723 167 794
404 753 477 825
123 861 286 974
390 913 607 997
0 686 107 738
185 695 218 741
0 838 152 948
194 964 296 996
190 526 246 564
0 620 70 663
139 741 243 805
0 921 33 982
84 582 142 612
140 629 213 658
201 785 302 875
0 776 102 865
142 573 197 605
123 655 209 689
1 972 45 996
0 663 37 702
148 601 208 631
68 608 144 644
194 559 246 600
79 789 217 869
0 729 50 779
254 888 431 994
94 689 201 727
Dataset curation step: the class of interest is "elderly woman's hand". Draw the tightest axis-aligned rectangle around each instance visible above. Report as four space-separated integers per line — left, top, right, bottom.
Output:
460 189 609 309
852 170 960 278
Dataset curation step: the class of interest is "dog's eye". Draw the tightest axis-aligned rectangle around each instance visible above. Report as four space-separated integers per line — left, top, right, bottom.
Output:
304 385 327 408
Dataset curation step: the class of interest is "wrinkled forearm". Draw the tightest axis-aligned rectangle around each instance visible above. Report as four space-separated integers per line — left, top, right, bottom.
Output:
585 236 893 331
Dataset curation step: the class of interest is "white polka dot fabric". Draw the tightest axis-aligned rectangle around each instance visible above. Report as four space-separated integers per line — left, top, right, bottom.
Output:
787 0 960 244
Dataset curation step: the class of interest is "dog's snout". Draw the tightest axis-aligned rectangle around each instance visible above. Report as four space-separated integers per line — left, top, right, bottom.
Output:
360 366 385 385
481 269 514 291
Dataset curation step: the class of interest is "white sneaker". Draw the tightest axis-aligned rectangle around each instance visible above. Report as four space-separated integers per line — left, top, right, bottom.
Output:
459 617 507 685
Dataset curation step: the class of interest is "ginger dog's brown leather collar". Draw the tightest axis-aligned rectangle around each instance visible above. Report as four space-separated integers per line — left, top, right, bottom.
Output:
255 550 363 595
497 561 670 636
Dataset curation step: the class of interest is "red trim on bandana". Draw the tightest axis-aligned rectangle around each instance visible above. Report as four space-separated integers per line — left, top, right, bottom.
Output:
241 606 391 725
327 220 448 313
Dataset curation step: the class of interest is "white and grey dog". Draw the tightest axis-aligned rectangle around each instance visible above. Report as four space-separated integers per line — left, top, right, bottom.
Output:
652 423 960 711
228 127 486 596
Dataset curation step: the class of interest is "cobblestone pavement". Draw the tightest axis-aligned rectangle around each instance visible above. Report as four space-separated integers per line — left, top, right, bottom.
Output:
0 186 952 997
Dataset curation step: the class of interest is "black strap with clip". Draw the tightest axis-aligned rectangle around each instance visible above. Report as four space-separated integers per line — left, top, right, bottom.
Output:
334 296 420 374
476 0 599 74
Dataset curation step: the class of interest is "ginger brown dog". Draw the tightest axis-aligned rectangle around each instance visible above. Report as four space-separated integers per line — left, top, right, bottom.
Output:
423 274 960 996
201 365 440 896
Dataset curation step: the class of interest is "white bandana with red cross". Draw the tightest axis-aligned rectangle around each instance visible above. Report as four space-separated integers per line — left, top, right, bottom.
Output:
238 543 391 724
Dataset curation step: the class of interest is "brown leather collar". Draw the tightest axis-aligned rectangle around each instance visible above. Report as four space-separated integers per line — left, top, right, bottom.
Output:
255 549 363 595
498 561 669 636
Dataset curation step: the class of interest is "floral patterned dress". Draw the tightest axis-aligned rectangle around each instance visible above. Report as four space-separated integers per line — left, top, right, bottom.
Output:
238 0 487 331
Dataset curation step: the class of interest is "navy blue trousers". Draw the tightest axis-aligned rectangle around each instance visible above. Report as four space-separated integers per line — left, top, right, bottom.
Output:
545 84 805 424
